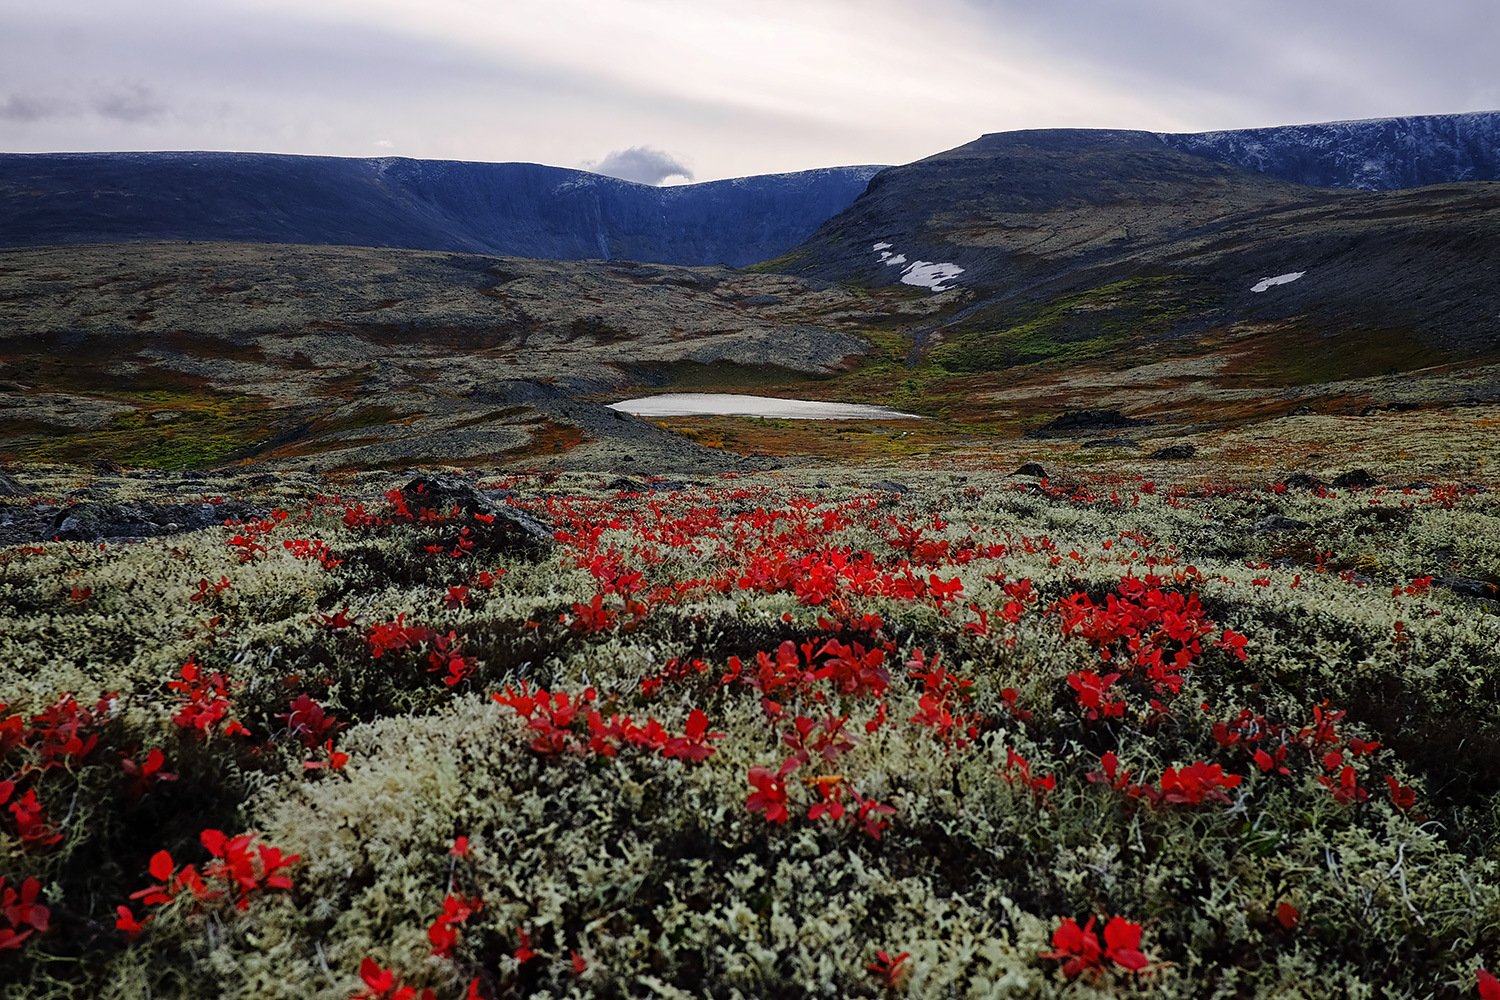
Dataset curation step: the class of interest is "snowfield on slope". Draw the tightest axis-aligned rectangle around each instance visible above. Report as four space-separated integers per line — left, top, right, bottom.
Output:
1251 270 1306 293
872 241 963 292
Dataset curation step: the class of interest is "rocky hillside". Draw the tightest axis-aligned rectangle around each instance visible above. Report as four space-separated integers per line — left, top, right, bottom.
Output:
0 153 882 266
1160 111 1500 190
772 126 1500 362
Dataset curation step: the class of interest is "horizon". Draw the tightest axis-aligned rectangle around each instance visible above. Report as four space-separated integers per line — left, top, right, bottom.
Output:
4 1 1497 184
5 107 1497 187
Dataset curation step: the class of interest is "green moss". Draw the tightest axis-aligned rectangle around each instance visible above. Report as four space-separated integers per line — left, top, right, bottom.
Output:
932 275 1211 374
3 389 276 470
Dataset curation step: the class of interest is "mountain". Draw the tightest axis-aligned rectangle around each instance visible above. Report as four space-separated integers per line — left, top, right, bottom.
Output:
772 119 1500 362
0 152 882 266
1159 111 1500 190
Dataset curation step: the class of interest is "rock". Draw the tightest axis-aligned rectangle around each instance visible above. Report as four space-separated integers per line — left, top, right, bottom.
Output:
1281 473 1328 491
1331 469 1378 489
395 474 490 516
1436 576 1500 601
869 480 909 494
1081 438 1137 449
0 472 27 497
45 500 264 541
1150 444 1197 459
1254 515 1311 533
1013 462 1049 479
605 478 697 493
1029 409 1143 437
394 474 555 553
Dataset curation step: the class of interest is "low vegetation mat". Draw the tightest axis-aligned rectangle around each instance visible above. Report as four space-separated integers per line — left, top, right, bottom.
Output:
1 467 1498 998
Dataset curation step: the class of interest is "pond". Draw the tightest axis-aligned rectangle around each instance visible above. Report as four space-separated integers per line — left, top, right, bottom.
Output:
608 392 922 420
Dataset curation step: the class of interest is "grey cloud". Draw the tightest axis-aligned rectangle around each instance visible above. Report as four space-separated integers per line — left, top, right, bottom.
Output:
585 146 693 185
92 83 167 122
0 93 70 122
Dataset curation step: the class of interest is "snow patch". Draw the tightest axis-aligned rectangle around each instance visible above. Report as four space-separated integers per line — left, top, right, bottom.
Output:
1251 270 1306 293
870 239 962 293
901 260 964 292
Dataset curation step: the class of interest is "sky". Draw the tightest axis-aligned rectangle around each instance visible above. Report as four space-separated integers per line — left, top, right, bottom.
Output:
2 1 1496 184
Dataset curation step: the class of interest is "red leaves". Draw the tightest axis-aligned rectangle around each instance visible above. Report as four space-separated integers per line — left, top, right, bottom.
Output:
368 615 436 659
1087 753 1241 808
354 957 436 1000
1055 576 1227 695
1158 761 1243 807
427 894 482 958
282 537 343 570
1041 915 1148 980
278 694 342 749
514 926 538 963
120 829 299 930
1385 775 1417 810
1479 968 1500 1000
866 949 910 988
661 708 725 762
746 764 792 824
906 649 982 750
7 788 61 848
747 756 894 839
492 685 722 763
167 657 248 738
1066 670 1125 720
1000 748 1057 802
0 876 49 951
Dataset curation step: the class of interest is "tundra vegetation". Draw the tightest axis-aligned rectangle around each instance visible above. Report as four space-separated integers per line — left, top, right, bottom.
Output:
1 461 1498 999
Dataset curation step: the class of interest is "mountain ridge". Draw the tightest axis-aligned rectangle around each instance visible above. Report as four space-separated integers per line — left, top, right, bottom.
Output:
0 152 884 266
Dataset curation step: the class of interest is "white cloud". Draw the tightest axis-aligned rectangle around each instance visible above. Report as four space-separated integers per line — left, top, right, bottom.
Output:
584 146 693 185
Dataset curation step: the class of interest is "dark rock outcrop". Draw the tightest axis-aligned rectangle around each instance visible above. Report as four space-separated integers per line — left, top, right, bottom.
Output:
45 500 263 541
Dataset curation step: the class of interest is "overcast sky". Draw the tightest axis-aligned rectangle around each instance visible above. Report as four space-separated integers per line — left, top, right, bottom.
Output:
3 1 1496 183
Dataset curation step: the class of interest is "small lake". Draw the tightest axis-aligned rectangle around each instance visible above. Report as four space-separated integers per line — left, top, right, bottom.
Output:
608 393 922 420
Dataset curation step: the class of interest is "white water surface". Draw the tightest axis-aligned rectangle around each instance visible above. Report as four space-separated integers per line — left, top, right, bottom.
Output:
609 393 922 420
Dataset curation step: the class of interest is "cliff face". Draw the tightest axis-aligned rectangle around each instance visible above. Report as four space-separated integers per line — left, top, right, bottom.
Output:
0 152 883 266
1158 112 1500 190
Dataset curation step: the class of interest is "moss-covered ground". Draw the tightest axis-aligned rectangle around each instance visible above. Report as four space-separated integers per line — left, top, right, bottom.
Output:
2 464 1498 998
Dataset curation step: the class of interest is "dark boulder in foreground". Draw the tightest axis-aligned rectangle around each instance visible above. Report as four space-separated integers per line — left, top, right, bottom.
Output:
394 474 555 554
1012 462 1050 479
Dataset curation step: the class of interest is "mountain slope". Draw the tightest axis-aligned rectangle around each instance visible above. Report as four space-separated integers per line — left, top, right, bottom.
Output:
0 152 882 266
773 123 1500 361
1160 111 1500 190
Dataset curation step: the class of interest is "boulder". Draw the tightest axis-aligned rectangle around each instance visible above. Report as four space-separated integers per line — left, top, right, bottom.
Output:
394 474 555 553
1331 469 1379 489
1150 444 1197 460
